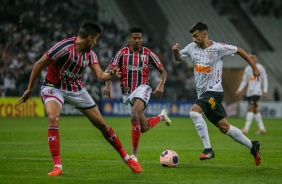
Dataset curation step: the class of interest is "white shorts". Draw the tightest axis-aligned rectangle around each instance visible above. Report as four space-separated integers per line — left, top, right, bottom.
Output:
41 86 96 109
122 84 152 114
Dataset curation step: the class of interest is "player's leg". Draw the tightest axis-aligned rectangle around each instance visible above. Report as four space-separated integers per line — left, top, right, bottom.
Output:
189 104 213 160
242 103 255 134
129 98 145 160
254 106 266 134
215 118 261 166
42 87 64 176
81 107 142 173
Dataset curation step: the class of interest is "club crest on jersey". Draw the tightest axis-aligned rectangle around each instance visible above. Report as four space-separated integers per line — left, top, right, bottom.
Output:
207 51 215 60
83 60 89 67
140 54 146 61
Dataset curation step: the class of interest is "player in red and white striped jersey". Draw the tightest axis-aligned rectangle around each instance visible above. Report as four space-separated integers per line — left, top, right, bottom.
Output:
19 21 142 175
103 26 171 162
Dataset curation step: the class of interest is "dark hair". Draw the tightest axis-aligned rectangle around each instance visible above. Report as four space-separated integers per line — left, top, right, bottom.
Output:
78 21 102 39
130 26 143 34
190 22 208 33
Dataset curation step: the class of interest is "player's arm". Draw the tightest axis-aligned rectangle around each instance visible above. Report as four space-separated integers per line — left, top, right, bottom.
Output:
235 67 248 96
261 66 268 99
237 47 260 80
153 66 167 98
172 43 182 61
102 64 115 98
89 64 120 82
19 54 51 104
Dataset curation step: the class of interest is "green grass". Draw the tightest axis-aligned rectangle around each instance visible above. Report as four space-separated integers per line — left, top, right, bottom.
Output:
0 116 281 184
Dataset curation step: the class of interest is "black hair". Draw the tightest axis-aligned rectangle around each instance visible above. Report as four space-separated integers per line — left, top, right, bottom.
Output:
78 21 102 39
130 26 143 34
190 22 208 33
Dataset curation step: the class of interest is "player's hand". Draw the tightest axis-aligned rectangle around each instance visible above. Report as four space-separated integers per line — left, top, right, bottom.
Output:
153 86 164 99
172 43 180 52
262 92 267 100
102 84 111 98
235 91 240 97
18 90 32 104
109 67 121 78
252 67 260 81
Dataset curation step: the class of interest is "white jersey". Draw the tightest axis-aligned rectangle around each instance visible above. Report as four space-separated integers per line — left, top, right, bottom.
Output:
237 63 268 97
180 41 237 97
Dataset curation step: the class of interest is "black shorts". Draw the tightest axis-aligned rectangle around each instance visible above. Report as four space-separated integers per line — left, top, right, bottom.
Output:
247 95 260 107
195 91 227 124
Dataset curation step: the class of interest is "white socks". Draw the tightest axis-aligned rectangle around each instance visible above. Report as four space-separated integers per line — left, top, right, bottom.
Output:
226 125 252 149
244 112 254 131
189 111 211 149
254 112 266 130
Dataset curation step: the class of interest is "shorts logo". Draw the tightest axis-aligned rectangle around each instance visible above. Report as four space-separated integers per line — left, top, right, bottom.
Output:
208 97 216 109
48 89 55 95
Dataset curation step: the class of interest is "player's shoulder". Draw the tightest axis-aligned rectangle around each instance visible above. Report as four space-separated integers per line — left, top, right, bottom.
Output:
118 45 131 53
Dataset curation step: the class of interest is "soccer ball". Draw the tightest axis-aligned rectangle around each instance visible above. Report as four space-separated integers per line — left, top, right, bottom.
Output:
160 150 179 167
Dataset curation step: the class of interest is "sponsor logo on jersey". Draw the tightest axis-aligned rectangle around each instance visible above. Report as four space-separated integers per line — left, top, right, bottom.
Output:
61 70 80 78
126 64 147 71
194 64 211 74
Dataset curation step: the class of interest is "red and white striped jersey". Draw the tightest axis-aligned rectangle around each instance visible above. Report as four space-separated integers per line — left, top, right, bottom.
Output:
110 45 162 94
45 37 99 92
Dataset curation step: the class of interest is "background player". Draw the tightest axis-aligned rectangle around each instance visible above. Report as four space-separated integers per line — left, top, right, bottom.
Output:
103 26 171 162
236 53 268 134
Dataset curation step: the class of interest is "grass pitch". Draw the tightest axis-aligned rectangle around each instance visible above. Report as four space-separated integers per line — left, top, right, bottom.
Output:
0 116 281 184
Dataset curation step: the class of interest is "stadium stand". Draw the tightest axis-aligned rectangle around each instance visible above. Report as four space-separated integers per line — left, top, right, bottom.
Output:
0 0 280 101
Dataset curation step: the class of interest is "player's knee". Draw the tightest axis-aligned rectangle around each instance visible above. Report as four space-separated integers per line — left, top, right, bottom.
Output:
131 114 140 123
48 114 60 125
189 111 202 120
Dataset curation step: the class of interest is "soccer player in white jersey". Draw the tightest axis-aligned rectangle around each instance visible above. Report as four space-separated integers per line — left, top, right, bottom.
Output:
172 22 261 166
103 26 171 162
236 53 268 134
19 21 142 176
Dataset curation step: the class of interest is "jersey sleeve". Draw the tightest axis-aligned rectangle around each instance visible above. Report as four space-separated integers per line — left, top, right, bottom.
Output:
88 51 99 65
237 66 249 92
260 65 268 93
179 43 193 59
149 51 162 68
217 43 237 58
45 38 71 63
110 49 124 67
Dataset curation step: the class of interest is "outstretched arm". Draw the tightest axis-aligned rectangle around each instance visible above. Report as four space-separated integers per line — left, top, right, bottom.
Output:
102 64 115 98
19 54 51 104
237 47 260 80
89 64 120 82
